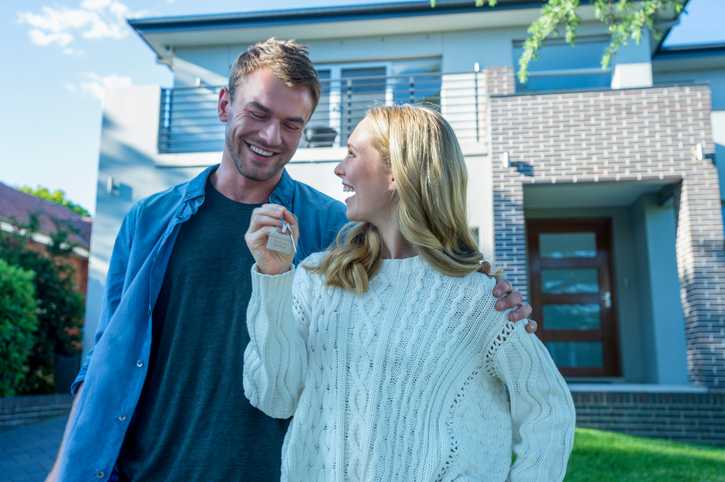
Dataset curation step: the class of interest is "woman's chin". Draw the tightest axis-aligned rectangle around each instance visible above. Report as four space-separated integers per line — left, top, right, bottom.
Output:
344 208 362 223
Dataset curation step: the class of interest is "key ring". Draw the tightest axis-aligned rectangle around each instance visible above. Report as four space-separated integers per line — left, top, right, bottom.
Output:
279 218 297 253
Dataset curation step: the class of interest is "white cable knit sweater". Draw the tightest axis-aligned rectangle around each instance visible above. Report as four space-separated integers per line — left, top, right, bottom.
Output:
244 253 575 481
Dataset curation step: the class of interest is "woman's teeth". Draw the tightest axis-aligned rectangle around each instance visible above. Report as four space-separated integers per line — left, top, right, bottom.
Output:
250 144 273 157
343 185 355 193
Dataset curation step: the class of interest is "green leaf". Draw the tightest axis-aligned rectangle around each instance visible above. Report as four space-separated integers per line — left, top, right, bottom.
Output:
445 0 686 83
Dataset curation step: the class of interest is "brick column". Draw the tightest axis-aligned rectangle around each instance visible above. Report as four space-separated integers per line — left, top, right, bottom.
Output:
483 67 527 297
483 66 515 96
673 166 725 388
491 163 529 300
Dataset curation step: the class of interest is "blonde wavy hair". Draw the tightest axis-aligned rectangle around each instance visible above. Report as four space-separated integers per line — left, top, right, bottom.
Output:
308 104 498 295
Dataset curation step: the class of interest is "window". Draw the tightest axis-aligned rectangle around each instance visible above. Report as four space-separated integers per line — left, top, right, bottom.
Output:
305 58 441 148
513 36 613 92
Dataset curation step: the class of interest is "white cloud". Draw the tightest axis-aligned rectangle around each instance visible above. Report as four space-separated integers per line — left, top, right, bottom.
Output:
17 1 147 49
81 0 113 11
79 73 133 100
28 28 74 47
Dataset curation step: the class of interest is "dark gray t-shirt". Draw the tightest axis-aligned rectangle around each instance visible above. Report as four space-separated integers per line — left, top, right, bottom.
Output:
116 180 289 481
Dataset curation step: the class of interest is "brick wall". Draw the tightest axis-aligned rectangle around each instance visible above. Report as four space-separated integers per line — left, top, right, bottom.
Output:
483 66 725 388
572 391 725 446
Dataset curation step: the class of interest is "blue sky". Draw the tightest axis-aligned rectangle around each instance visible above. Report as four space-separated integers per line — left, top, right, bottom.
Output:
1 0 723 215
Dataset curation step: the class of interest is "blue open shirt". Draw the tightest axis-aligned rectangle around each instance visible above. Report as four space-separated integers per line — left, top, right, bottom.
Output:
58 165 348 481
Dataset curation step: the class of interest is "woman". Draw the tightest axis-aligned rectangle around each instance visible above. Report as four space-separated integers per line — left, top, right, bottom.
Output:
244 104 575 481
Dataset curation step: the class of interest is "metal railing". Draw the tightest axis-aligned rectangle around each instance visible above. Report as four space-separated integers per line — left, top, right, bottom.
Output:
158 71 489 154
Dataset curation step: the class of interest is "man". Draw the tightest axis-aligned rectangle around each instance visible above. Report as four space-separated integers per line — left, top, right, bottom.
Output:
47 39 534 481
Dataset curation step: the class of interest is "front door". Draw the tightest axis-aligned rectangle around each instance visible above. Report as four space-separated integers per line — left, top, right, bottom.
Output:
526 218 621 377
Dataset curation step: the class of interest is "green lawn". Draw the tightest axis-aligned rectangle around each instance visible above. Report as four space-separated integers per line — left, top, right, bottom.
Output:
565 428 725 481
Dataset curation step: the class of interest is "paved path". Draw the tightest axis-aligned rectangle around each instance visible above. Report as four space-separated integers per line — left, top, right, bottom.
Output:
0 415 68 482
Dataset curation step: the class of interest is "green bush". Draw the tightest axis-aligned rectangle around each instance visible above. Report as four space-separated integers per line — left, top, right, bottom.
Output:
0 259 39 397
0 214 84 394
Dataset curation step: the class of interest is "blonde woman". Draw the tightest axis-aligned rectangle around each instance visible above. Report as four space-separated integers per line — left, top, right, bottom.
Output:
244 104 575 481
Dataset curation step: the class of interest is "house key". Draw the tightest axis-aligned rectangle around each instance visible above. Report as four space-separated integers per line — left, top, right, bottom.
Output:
266 218 297 255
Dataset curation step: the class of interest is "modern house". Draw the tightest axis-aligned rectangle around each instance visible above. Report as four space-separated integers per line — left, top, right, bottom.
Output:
86 0 725 445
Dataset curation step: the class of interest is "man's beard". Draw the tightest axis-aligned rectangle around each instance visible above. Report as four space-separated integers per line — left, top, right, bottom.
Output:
226 133 288 183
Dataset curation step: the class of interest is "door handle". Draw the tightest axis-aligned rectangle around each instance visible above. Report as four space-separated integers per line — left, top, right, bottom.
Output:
602 291 611 308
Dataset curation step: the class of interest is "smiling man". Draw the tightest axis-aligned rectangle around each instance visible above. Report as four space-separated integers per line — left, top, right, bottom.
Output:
46 39 534 482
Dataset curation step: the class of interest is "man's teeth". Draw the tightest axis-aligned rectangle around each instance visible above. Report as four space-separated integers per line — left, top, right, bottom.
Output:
343 185 355 193
250 144 273 157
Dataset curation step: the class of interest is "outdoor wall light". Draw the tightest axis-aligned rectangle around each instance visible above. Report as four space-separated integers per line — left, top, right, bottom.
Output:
502 151 510 168
107 176 120 196
695 143 704 161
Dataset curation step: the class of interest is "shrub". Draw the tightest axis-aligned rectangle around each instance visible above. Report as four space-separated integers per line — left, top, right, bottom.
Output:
0 259 39 397
0 214 84 394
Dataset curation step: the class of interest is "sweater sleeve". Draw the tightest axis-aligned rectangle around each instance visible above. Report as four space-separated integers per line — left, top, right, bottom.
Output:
490 321 576 482
243 264 312 419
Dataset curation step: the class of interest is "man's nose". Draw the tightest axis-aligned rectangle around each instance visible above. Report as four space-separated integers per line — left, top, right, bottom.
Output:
259 121 281 146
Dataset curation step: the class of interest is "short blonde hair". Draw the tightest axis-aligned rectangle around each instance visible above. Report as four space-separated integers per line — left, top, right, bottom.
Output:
229 38 322 111
309 104 497 294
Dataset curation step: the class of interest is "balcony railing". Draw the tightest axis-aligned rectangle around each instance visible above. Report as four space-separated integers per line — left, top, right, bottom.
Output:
158 71 489 155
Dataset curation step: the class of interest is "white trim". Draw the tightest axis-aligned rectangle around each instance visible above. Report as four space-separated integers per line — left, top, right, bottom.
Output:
567 383 709 393
290 147 347 163
1 221 89 258
153 144 488 167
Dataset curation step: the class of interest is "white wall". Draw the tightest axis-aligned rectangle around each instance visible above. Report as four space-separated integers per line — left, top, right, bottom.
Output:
84 87 211 357
171 22 636 88
631 194 689 385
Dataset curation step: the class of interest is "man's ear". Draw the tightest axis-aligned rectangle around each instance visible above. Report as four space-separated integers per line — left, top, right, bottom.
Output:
218 87 231 122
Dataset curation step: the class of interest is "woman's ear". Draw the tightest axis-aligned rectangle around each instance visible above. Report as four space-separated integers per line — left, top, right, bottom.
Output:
387 172 397 193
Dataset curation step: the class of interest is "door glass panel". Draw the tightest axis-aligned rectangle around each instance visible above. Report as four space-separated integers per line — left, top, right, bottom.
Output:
540 232 596 258
541 269 599 294
545 341 604 367
543 304 601 330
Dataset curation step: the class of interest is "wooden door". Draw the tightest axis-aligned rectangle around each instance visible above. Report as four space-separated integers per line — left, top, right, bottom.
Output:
526 218 621 377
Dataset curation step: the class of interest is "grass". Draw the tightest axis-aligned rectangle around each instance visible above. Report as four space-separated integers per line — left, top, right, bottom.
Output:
565 428 725 481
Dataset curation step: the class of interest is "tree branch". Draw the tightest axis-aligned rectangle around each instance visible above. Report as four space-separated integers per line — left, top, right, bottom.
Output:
431 0 686 83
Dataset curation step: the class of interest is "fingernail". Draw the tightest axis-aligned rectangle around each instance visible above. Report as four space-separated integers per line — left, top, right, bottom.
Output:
494 289 501 297
275 209 282 216
512 313 519 320
497 301 505 309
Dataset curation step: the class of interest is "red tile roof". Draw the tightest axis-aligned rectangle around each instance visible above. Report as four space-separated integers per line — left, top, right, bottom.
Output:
0 182 91 249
